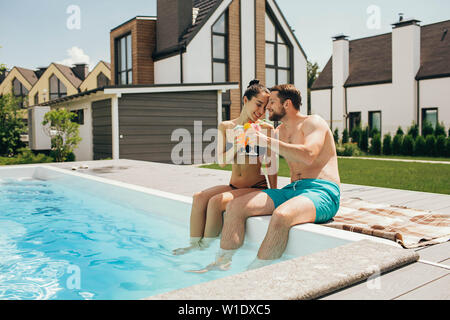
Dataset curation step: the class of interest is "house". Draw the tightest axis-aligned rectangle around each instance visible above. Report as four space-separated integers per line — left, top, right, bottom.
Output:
0 66 40 108
109 0 308 119
79 61 111 92
311 18 450 136
33 0 308 163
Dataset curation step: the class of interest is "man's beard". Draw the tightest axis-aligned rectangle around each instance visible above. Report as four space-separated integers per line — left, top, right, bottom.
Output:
269 108 286 122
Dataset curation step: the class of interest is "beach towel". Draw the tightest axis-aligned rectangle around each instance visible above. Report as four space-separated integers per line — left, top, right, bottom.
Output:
322 197 450 248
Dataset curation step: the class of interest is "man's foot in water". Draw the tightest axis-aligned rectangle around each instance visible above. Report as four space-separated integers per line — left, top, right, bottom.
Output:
186 249 235 273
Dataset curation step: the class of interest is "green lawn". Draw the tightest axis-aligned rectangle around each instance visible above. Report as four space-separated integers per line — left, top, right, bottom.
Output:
201 158 450 195
349 155 450 162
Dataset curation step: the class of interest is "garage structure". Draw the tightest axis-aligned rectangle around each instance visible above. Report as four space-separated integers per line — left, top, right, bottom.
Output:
36 82 238 163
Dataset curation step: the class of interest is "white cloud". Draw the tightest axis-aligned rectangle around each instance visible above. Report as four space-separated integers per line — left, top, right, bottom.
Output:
58 46 91 69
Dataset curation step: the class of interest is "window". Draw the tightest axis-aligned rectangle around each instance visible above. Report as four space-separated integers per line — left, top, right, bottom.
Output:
71 109 84 125
348 112 361 133
116 33 132 85
212 12 228 83
49 75 67 100
265 12 291 87
97 72 110 88
422 108 438 130
368 111 381 136
34 93 39 105
12 78 29 108
222 105 230 121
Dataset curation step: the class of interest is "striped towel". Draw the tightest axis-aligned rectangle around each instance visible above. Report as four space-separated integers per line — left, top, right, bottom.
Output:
322 198 450 248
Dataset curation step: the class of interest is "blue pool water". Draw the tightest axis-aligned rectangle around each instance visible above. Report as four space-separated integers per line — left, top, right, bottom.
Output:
0 177 291 300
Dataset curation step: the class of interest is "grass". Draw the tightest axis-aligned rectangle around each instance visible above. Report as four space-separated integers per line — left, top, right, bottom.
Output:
201 158 450 195
350 154 450 162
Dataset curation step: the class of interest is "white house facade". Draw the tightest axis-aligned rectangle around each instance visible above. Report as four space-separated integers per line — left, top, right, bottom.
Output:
311 18 450 136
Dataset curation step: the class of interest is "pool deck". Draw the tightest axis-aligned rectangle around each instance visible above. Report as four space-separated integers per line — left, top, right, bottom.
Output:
47 159 450 300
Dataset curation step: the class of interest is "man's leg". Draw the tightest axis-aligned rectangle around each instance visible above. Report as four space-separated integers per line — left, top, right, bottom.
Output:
257 195 316 260
220 190 275 250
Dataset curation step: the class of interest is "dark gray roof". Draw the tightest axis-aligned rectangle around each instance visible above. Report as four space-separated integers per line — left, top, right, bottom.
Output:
153 0 223 60
311 19 450 90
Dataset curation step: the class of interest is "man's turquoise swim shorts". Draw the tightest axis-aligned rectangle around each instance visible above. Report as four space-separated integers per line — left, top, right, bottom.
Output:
262 179 340 223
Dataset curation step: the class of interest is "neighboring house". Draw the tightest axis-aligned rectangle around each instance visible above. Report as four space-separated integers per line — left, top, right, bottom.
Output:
79 61 111 92
28 63 87 105
311 18 450 136
109 0 308 119
0 66 40 108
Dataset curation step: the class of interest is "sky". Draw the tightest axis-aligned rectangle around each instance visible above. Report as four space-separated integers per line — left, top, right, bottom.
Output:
1 0 449 72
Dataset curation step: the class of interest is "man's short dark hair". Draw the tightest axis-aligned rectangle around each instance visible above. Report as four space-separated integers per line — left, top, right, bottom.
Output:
270 84 302 110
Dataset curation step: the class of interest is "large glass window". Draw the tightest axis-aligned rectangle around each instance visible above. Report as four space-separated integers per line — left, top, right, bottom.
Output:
422 108 438 130
116 34 132 85
369 111 381 136
12 78 29 108
212 12 228 83
49 75 67 100
265 13 291 88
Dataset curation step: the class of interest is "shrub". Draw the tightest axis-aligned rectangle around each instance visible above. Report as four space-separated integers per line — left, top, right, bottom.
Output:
425 135 436 156
0 94 26 157
396 126 404 136
333 128 339 145
369 127 380 138
0 148 53 165
359 126 369 152
435 135 446 157
422 121 434 137
351 126 362 145
446 137 450 157
369 133 382 155
382 133 392 155
435 122 446 137
407 123 419 139
336 142 361 157
392 134 403 155
415 135 426 156
401 134 415 156
342 128 349 144
42 108 82 162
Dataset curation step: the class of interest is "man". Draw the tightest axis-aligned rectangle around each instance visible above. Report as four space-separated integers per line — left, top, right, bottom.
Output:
190 84 341 272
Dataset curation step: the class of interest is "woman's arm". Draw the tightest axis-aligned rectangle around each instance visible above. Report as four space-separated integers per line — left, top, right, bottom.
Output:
216 122 237 167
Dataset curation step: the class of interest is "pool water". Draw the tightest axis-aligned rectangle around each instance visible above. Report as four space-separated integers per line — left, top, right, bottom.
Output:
0 178 292 300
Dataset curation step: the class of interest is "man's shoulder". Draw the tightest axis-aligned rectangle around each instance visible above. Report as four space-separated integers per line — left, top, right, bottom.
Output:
303 114 328 130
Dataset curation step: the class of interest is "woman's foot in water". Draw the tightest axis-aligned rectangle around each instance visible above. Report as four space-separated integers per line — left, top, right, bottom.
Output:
172 237 217 255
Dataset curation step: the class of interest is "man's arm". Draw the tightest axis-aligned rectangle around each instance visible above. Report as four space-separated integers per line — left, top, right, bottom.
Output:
264 124 278 188
258 116 327 166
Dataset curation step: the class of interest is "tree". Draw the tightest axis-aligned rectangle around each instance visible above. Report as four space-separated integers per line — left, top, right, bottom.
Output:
382 133 392 155
396 126 404 136
0 94 26 156
42 108 82 162
359 126 369 152
342 128 349 144
415 135 426 156
401 135 415 156
435 122 446 137
407 122 419 139
422 121 434 137
370 133 381 155
307 61 320 115
333 128 339 145
392 134 403 155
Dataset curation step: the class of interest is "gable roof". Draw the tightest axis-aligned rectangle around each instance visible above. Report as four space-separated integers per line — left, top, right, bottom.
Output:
311 19 450 90
52 63 83 88
15 67 40 86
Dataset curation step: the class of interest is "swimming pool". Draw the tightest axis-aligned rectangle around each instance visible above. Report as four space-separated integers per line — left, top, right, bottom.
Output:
0 165 397 300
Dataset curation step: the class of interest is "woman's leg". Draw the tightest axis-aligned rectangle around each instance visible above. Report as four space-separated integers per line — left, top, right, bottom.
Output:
203 188 263 239
173 184 232 255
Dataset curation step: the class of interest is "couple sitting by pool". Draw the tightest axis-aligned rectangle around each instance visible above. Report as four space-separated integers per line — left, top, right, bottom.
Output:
173 81 341 272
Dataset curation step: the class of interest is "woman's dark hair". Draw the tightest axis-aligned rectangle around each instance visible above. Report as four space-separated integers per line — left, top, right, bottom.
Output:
243 79 270 101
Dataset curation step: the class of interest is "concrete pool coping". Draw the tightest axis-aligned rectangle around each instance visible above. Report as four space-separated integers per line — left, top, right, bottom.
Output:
0 161 423 299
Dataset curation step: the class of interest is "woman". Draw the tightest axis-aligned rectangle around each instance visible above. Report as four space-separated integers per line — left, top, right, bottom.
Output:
173 80 277 255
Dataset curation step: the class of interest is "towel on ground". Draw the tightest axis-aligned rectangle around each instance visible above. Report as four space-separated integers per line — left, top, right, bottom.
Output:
322 198 450 248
